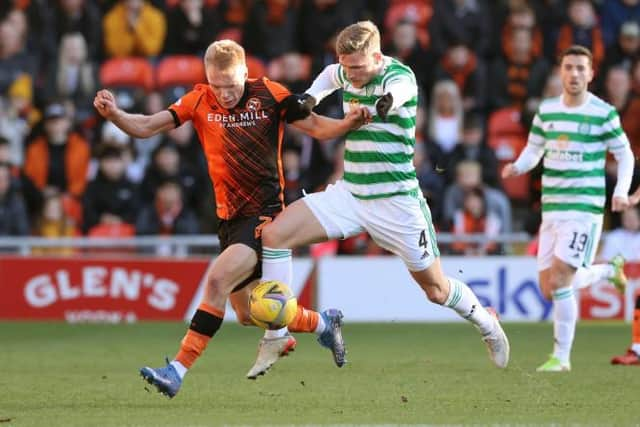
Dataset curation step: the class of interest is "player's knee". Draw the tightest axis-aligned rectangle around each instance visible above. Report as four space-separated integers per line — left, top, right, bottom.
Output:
261 222 285 248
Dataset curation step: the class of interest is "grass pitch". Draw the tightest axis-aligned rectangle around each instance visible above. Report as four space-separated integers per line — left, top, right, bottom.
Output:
0 321 638 426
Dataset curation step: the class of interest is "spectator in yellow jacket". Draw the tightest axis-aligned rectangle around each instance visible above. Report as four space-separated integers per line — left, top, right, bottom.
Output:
103 0 166 58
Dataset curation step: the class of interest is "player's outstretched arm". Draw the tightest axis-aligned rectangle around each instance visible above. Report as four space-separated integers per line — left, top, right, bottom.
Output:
291 108 370 140
94 89 175 138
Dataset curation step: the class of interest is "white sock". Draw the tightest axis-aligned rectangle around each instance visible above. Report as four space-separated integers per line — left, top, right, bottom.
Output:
262 247 293 340
170 360 188 379
444 277 496 336
571 264 614 289
262 247 292 284
264 328 289 339
314 314 326 335
632 343 640 355
552 286 576 364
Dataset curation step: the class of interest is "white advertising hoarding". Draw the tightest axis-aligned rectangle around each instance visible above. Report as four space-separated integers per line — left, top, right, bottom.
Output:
317 256 550 322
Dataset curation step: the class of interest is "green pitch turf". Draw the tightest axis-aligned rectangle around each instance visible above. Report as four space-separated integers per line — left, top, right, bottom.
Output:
1 321 638 426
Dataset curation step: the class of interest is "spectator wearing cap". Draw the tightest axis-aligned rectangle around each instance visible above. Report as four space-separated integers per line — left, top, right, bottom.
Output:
23 101 90 199
601 0 640 48
0 161 30 236
103 0 167 57
82 144 139 234
445 113 500 188
598 21 640 91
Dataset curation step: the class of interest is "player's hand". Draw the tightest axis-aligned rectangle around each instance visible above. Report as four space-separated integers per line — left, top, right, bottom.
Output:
612 196 630 212
375 92 393 120
501 163 518 179
345 106 370 129
93 89 119 120
284 93 316 123
629 190 640 206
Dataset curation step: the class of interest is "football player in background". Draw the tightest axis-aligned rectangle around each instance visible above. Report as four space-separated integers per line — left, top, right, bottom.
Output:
503 45 634 372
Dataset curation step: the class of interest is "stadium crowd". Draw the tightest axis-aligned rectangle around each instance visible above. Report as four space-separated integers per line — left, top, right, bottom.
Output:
1 0 639 257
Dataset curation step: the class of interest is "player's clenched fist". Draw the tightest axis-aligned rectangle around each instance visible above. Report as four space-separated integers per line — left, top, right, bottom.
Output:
345 106 371 129
93 89 118 120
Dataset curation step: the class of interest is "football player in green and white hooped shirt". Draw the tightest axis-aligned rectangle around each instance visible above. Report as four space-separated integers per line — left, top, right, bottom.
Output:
246 20 510 379
503 45 634 373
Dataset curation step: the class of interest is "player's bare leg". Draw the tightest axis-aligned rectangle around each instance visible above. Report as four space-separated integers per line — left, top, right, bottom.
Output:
140 244 257 397
536 258 576 372
411 258 510 368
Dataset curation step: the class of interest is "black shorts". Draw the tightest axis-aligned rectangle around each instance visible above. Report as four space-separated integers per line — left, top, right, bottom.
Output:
218 213 277 292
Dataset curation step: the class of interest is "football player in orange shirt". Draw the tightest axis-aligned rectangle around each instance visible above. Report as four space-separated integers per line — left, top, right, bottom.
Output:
94 39 368 398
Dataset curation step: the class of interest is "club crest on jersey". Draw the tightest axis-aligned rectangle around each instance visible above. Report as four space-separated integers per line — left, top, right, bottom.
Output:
246 97 261 111
578 121 591 135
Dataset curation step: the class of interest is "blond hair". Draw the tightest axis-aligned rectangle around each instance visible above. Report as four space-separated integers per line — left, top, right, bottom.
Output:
204 40 246 70
335 21 381 55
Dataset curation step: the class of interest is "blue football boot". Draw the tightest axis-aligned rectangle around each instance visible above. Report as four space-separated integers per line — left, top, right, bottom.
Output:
140 358 182 398
317 309 346 367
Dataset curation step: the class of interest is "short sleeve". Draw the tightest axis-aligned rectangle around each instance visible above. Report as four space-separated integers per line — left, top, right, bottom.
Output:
168 87 205 127
263 78 291 103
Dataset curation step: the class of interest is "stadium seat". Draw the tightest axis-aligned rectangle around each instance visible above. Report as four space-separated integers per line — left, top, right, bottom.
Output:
488 107 526 138
156 55 206 89
488 108 530 202
99 57 155 92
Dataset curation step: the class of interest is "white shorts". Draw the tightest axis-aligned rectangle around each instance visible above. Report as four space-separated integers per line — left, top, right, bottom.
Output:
537 217 602 271
303 180 439 271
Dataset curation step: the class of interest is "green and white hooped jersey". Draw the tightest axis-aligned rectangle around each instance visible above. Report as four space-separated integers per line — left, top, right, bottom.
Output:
530 93 630 220
312 56 419 200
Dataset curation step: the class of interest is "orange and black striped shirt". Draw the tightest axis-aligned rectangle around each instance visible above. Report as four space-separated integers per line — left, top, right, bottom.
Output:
169 78 290 220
